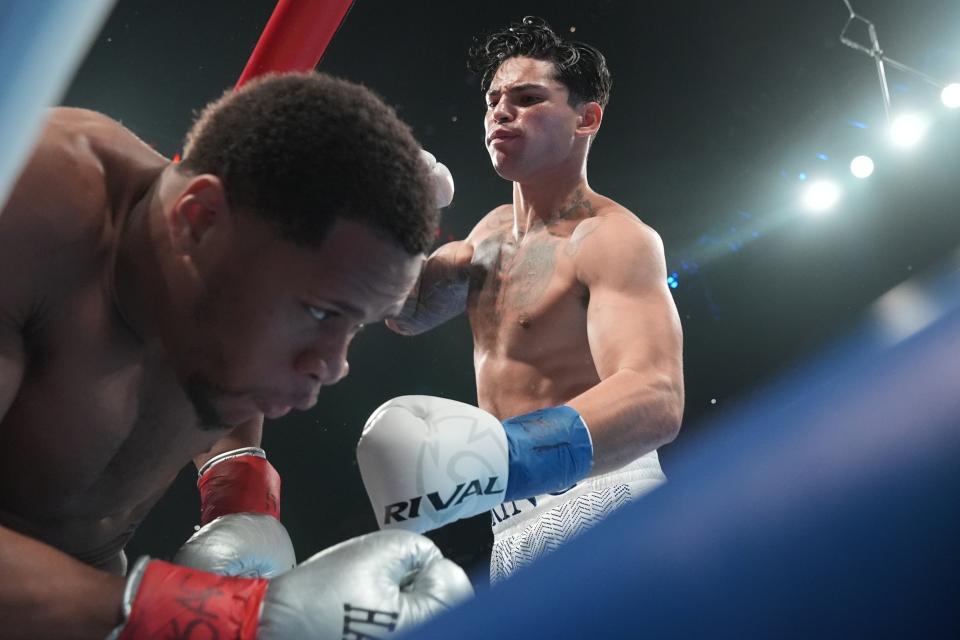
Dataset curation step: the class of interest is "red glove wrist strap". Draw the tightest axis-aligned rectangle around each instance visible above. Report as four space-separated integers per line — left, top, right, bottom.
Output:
198 454 281 525
117 560 267 640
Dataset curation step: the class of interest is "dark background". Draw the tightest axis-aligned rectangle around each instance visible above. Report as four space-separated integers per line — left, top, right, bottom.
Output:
61 0 960 584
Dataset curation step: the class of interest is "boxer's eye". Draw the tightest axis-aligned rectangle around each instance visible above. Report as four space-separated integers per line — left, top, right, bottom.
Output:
305 305 338 322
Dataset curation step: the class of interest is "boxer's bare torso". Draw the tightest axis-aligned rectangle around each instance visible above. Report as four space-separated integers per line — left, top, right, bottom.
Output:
0 109 230 566
388 185 667 429
385 54 683 458
465 190 643 421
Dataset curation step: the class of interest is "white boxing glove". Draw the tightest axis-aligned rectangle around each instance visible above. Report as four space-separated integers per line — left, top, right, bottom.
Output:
109 530 472 640
173 512 296 578
421 149 455 209
357 395 594 534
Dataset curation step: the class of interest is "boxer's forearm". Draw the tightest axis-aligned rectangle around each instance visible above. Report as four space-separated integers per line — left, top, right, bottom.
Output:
193 417 263 470
386 281 468 335
0 524 124 639
386 243 471 336
567 368 684 475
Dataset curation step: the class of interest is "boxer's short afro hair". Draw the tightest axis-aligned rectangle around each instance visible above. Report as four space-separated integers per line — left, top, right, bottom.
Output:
181 72 437 255
467 16 611 109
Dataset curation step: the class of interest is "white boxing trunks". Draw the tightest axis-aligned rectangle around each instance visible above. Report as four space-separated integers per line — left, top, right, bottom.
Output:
490 449 666 584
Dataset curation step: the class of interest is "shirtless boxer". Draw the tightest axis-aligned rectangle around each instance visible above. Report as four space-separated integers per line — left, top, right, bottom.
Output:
0 72 470 638
357 18 685 583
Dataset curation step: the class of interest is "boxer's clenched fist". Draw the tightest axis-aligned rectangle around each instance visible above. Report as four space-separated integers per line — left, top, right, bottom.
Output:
174 512 296 578
175 447 295 578
357 395 593 534
111 530 473 640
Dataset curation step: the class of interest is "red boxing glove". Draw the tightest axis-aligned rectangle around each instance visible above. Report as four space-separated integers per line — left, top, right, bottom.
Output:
197 447 281 525
112 531 474 640
114 558 267 640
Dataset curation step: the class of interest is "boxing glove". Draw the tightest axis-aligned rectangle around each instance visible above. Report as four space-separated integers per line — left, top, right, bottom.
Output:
176 447 294 578
357 395 593 533
421 149 455 209
111 530 473 640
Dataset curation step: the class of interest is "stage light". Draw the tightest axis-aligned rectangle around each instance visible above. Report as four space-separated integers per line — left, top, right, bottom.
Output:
667 273 679 289
850 155 875 178
889 114 928 148
942 83 960 109
802 180 841 214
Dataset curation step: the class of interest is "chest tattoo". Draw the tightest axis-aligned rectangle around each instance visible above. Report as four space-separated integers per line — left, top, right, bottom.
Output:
470 192 598 342
470 232 561 341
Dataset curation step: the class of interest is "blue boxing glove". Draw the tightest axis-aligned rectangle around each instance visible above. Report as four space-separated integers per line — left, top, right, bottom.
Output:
357 395 594 533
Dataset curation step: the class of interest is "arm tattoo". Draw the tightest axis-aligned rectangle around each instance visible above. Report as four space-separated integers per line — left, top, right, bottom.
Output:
389 259 470 335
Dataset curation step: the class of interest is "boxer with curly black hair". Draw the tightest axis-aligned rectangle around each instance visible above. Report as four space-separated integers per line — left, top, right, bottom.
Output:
468 16 611 110
375 16 684 584
0 71 471 638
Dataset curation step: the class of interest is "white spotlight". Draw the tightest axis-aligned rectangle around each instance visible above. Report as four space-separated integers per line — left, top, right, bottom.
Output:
889 114 928 148
802 180 841 214
850 155 875 179
942 83 960 109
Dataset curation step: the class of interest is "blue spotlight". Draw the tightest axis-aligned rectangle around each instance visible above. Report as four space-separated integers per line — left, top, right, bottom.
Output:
667 273 680 289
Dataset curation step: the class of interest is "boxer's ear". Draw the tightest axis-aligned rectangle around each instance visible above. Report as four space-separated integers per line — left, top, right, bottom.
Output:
168 174 229 253
575 102 603 138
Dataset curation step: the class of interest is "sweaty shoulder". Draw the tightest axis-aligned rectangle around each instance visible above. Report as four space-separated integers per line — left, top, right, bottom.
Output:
3 108 164 239
0 108 165 309
569 203 667 287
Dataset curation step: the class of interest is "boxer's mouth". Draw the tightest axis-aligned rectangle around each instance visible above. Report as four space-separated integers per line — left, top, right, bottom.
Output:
487 128 519 145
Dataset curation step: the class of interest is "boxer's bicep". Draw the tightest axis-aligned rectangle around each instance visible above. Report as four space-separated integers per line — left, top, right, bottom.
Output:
584 283 684 448
577 218 684 397
564 219 684 470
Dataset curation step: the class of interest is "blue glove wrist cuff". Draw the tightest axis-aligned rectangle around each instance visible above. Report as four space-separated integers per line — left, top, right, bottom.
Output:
502 405 594 501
